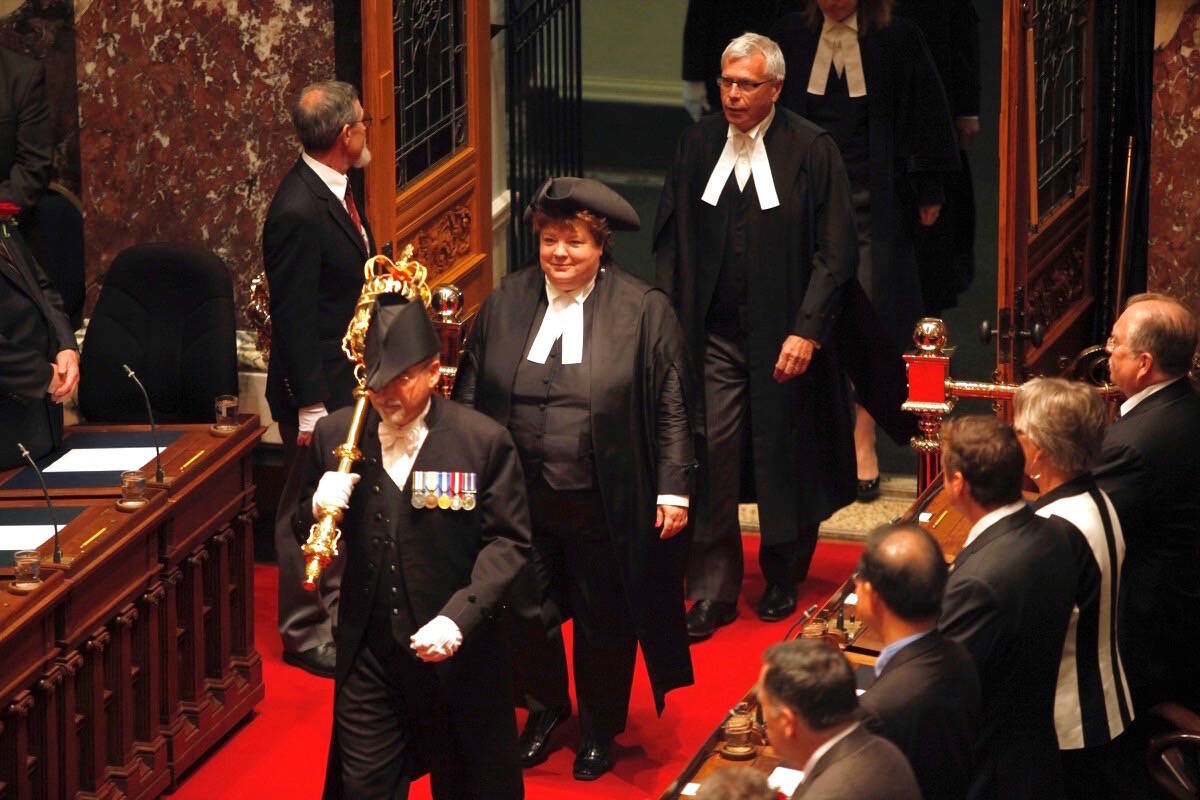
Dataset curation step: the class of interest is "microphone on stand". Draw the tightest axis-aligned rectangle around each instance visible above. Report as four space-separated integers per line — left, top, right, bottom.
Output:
122 364 165 483
17 442 62 564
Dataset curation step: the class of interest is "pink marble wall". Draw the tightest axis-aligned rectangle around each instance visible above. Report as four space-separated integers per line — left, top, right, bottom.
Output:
75 0 334 315
1149 3 1200 313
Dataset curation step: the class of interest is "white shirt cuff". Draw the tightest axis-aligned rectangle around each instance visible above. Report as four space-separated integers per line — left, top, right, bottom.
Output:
657 494 689 508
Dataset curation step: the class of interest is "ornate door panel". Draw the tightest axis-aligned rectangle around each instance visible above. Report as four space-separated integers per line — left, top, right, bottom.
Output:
361 0 493 311
997 0 1096 381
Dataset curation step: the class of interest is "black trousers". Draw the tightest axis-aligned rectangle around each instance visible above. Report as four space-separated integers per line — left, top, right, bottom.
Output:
687 331 819 603
510 476 637 741
336 628 522 800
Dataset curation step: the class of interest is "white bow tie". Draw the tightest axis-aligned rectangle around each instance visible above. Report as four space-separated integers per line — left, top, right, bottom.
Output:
378 421 422 454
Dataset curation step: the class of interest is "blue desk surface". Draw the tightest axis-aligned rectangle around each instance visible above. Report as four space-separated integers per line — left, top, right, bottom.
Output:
0 431 183 491
0 505 87 567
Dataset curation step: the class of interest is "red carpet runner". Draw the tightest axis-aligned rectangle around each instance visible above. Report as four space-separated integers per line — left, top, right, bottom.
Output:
172 537 863 799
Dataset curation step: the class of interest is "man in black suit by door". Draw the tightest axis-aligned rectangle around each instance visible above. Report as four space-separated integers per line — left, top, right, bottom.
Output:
263 80 376 677
1093 293 1200 713
937 415 1078 800
855 522 981 800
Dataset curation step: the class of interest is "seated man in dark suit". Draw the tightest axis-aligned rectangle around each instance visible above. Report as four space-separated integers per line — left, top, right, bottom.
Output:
855 522 981 800
937 415 1078 800
1093 292 1200 714
756 639 921 800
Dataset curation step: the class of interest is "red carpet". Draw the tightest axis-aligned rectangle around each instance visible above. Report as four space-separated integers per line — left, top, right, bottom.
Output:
171 537 862 799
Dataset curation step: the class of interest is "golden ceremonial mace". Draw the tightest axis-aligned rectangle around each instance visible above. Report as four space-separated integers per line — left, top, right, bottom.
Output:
301 245 432 591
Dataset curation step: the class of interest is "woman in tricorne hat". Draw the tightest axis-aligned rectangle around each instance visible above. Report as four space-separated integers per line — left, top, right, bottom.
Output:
454 177 698 781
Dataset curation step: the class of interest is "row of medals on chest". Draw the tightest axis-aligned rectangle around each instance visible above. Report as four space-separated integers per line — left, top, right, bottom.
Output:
411 470 476 511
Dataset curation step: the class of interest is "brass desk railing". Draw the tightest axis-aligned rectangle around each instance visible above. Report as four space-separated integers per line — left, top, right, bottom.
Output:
903 317 1122 494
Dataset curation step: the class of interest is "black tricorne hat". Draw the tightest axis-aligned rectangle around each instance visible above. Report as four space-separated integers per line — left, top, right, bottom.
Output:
522 177 640 231
364 294 440 391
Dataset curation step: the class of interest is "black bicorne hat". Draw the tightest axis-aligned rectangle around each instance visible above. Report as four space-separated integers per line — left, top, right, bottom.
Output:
522 176 640 231
364 294 440 392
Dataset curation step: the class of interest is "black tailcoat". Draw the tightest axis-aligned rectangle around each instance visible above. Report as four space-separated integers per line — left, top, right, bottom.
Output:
654 107 860 533
453 264 698 711
859 630 982 800
1093 378 1200 710
0 223 75 468
774 13 960 347
938 506 1078 800
262 158 375 426
299 398 531 799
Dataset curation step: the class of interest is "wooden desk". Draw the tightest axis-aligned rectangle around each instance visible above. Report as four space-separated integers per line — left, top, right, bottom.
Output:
0 416 264 800
660 480 970 797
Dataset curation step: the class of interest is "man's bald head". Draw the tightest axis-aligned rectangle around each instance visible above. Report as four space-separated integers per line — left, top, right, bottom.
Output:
1123 293 1198 379
857 523 948 623
291 80 360 153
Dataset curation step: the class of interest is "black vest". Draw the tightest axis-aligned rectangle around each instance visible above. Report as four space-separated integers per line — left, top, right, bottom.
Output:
705 169 757 340
366 471 420 647
508 305 595 491
806 64 869 192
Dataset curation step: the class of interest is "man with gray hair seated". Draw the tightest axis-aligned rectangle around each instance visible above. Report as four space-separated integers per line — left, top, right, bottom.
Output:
1094 293 1200 714
695 766 780 800
756 639 920 799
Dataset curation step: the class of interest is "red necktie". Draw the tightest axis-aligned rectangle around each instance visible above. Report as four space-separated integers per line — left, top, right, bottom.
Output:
344 186 367 249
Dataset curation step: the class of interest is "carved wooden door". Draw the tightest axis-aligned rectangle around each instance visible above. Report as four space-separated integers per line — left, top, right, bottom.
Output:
360 0 493 311
995 0 1097 381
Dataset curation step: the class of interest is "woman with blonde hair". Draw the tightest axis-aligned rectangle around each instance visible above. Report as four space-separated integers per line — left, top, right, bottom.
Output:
1013 377 1136 799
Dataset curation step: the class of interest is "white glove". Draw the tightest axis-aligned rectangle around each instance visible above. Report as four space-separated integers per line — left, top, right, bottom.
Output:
297 402 328 434
311 471 360 515
683 80 711 122
410 615 463 662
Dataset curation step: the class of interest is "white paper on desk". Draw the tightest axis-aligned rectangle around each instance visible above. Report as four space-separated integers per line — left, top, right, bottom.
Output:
43 447 159 473
0 524 56 550
768 766 804 795
681 783 700 796
919 511 933 522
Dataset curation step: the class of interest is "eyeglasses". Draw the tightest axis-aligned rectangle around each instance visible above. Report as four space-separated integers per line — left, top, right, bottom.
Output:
354 115 373 130
716 76 775 92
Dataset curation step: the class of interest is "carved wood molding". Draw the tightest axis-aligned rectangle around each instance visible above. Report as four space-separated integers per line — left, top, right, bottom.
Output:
6 690 33 718
1028 241 1086 328
410 204 473 279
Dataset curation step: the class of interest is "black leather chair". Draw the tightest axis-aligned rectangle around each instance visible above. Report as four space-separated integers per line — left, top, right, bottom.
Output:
1149 703 1200 800
78 243 238 423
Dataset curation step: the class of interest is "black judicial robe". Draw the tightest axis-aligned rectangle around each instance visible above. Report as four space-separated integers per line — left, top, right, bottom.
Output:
300 398 531 799
774 13 960 348
0 223 75 469
654 107 860 535
453 264 698 712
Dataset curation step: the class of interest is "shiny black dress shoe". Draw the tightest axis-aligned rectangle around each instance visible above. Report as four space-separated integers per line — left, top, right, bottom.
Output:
281 642 336 678
857 476 881 503
572 735 614 781
686 599 738 640
518 707 570 767
756 583 797 622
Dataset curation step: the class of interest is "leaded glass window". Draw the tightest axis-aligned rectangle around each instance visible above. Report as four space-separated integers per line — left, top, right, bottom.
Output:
1032 0 1090 219
394 0 469 189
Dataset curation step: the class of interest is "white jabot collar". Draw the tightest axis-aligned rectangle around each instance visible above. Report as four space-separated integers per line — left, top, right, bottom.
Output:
808 13 867 98
378 399 431 489
526 275 597 365
701 105 779 210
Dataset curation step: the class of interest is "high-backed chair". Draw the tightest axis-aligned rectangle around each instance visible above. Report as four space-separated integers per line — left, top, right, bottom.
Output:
1148 702 1200 800
78 243 238 423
